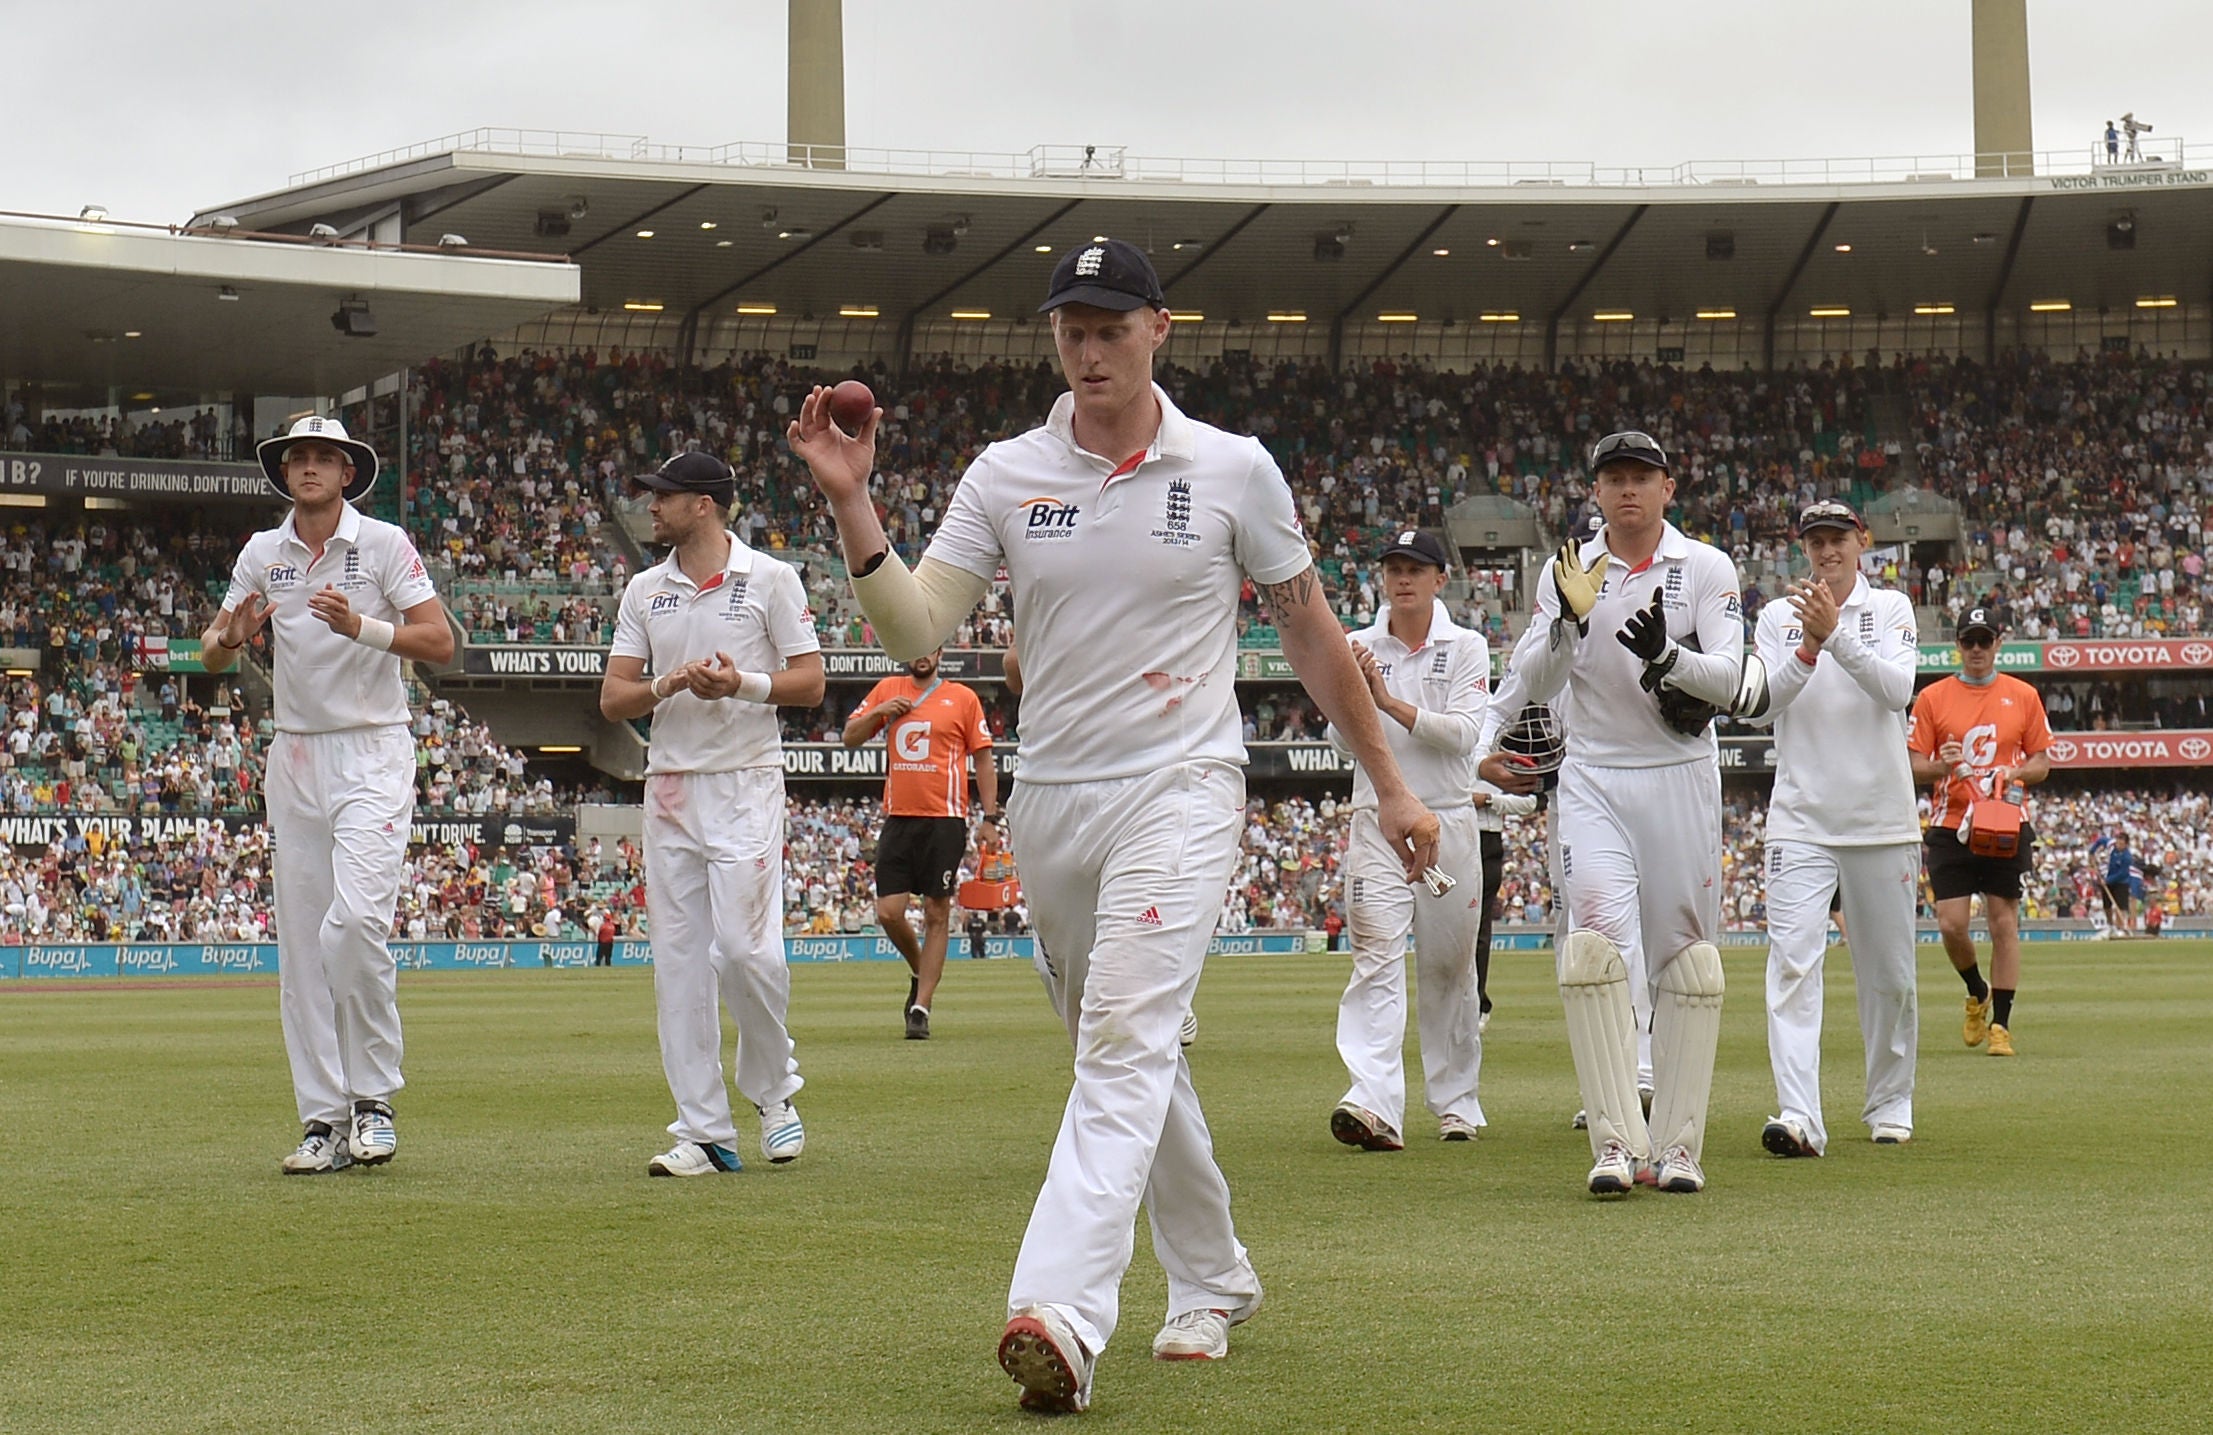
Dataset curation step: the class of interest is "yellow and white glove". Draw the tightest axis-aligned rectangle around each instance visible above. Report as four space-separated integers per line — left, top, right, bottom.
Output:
1550 541 1602 635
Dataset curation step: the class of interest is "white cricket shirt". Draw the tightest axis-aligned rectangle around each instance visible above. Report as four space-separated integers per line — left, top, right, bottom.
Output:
1751 575 1921 846
610 533 820 774
221 503 439 734
925 382 1311 784
1325 602 1490 811
1484 522 1744 769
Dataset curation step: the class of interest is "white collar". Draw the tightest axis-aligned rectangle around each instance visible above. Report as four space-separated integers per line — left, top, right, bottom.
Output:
278 502 362 553
659 529 756 588
1585 520 1691 570
1044 382 1198 468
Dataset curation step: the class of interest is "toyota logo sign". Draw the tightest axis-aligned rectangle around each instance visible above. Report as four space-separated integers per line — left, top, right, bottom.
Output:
2045 645 2079 668
2182 737 2212 761
2048 739 2077 762
2182 643 2213 666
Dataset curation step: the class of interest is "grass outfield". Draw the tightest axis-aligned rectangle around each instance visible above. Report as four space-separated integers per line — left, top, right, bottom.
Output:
3 942 2208 1434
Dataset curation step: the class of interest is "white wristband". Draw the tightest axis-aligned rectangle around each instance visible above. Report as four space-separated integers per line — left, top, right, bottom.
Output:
734 670 774 703
651 672 678 701
354 617 396 652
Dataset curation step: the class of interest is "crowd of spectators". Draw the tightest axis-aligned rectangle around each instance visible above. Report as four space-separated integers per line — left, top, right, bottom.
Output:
3 400 244 462
11 785 2204 946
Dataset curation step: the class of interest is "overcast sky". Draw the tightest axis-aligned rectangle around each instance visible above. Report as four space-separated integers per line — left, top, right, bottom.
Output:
14 1 2211 222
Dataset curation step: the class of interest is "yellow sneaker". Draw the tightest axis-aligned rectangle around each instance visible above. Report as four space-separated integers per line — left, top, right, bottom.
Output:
1988 1023 2016 1058
1963 993 1993 1048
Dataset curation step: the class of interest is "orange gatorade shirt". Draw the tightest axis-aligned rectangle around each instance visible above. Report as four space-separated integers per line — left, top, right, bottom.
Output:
1906 673 2053 832
861 675 993 818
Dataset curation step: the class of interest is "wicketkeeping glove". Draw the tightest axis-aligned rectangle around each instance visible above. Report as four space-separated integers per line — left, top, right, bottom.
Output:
1550 542 1602 635
1618 589 1680 691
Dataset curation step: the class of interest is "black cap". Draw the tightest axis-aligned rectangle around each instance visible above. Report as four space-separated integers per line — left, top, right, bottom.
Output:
1796 499 1867 535
1956 606 2002 642
634 451 736 505
1377 527 1450 569
1038 238 1168 313
1589 430 1671 472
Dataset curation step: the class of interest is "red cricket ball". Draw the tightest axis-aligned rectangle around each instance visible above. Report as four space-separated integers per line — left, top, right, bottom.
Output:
829 380 875 435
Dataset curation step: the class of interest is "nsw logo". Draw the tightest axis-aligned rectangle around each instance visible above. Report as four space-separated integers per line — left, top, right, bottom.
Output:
1020 496 1081 540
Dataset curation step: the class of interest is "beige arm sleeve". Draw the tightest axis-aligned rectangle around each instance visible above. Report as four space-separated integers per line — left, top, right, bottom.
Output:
848 553 993 661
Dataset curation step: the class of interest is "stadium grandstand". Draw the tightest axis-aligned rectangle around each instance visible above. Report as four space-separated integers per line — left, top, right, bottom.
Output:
5 112 2213 961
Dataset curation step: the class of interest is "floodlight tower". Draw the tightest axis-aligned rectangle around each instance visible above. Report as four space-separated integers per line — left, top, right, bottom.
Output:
788 0 847 170
1972 0 2033 177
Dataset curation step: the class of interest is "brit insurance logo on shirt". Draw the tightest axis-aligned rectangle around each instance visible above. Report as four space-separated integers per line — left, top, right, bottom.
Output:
648 591 683 616
1019 495 1081 541
266 562 302 591
1148 476 1200 548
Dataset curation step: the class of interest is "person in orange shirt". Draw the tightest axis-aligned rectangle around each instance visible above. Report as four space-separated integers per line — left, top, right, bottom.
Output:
1905 607 2053 1058
843 647 999 1039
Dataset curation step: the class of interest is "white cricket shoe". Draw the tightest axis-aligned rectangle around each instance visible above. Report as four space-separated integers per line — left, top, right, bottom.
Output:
347 1101 397 1166
1152 1284 1262 1360
1761 1116 1820 1159
1656 1144 1706 1193
647 1139 744 1177
1587 1139 1635 1196
1871 1123 1912 1145
1438 1114 1481 1141
282 1123 354 1175
758 1101 805 1164
1000 1304 1094 1413
1179 1010 1199 1047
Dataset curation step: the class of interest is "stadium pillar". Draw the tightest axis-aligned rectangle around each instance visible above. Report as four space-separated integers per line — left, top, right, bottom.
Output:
788 0 846 170
1972 0 2033 177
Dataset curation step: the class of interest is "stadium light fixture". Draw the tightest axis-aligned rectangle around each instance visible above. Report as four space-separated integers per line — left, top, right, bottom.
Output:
79 204 109 222
838 305 879 318
208 214 239 232
2136 296 2178 308
1170 312 1204 322
1266 311 1307 323
1485 237 1500 247
437 233 468 248
1592 310 1635 322
1695 309 1737 321
715 240 733 248
734 303 778 315
635 229 655 239
622 301 664 312
2028 300 2072 313
1478 311 1520 323
699 221 717 230
123 330 141 338
131 391 155 401
217 285 240 301
949 310 992 321
537 745 582 754
1913 304 1955 316
1431 248 1451 257
1034 244 1053 253
309 223 341 241
1808 306 1852 318
1832 243 1853 253
1376 312 1419 323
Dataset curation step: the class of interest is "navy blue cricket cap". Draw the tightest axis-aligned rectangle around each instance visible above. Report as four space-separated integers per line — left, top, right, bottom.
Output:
633 451 735 505
1377 527 1451 569
1039 238 1168 313
1956 606 2003 642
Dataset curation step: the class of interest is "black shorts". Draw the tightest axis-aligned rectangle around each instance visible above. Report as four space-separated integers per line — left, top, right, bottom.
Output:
1922 825 2035 904
2102 884 2133 914
875 816 967 899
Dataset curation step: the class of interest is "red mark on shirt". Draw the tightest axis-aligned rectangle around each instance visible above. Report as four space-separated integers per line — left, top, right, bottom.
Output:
1142 670 1205 715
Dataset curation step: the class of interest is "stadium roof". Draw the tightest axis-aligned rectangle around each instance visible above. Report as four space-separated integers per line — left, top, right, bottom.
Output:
192 131 2213 353
0 211 579 407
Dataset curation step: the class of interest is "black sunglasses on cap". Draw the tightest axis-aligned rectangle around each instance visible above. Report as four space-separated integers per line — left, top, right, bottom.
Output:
1590 430 1670 471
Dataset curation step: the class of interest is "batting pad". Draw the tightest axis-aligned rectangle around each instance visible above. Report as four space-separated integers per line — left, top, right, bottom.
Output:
1649 942 1726 1160
1559 930 1650 1161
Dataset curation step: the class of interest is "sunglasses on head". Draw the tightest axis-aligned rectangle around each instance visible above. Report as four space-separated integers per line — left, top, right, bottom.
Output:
1591 431 1666 465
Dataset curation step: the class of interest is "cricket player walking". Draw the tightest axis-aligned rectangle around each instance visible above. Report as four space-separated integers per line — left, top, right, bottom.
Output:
791 238 1437 1413
1743 501 1922 1154
1479 431 1760 1197
1326 535 1492 1149
599 452 826 1177
203 416 453 1175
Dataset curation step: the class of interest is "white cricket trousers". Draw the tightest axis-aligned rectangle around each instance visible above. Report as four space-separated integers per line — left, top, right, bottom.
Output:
645 766 802 1146
1555 757 1722 1071
265 725 414 1128
1337 804 1487 1133
1005 759 1261 1357
1763 839 1921 1150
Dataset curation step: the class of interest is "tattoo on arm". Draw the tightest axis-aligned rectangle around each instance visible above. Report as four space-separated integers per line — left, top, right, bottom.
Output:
1257 565 1319 626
